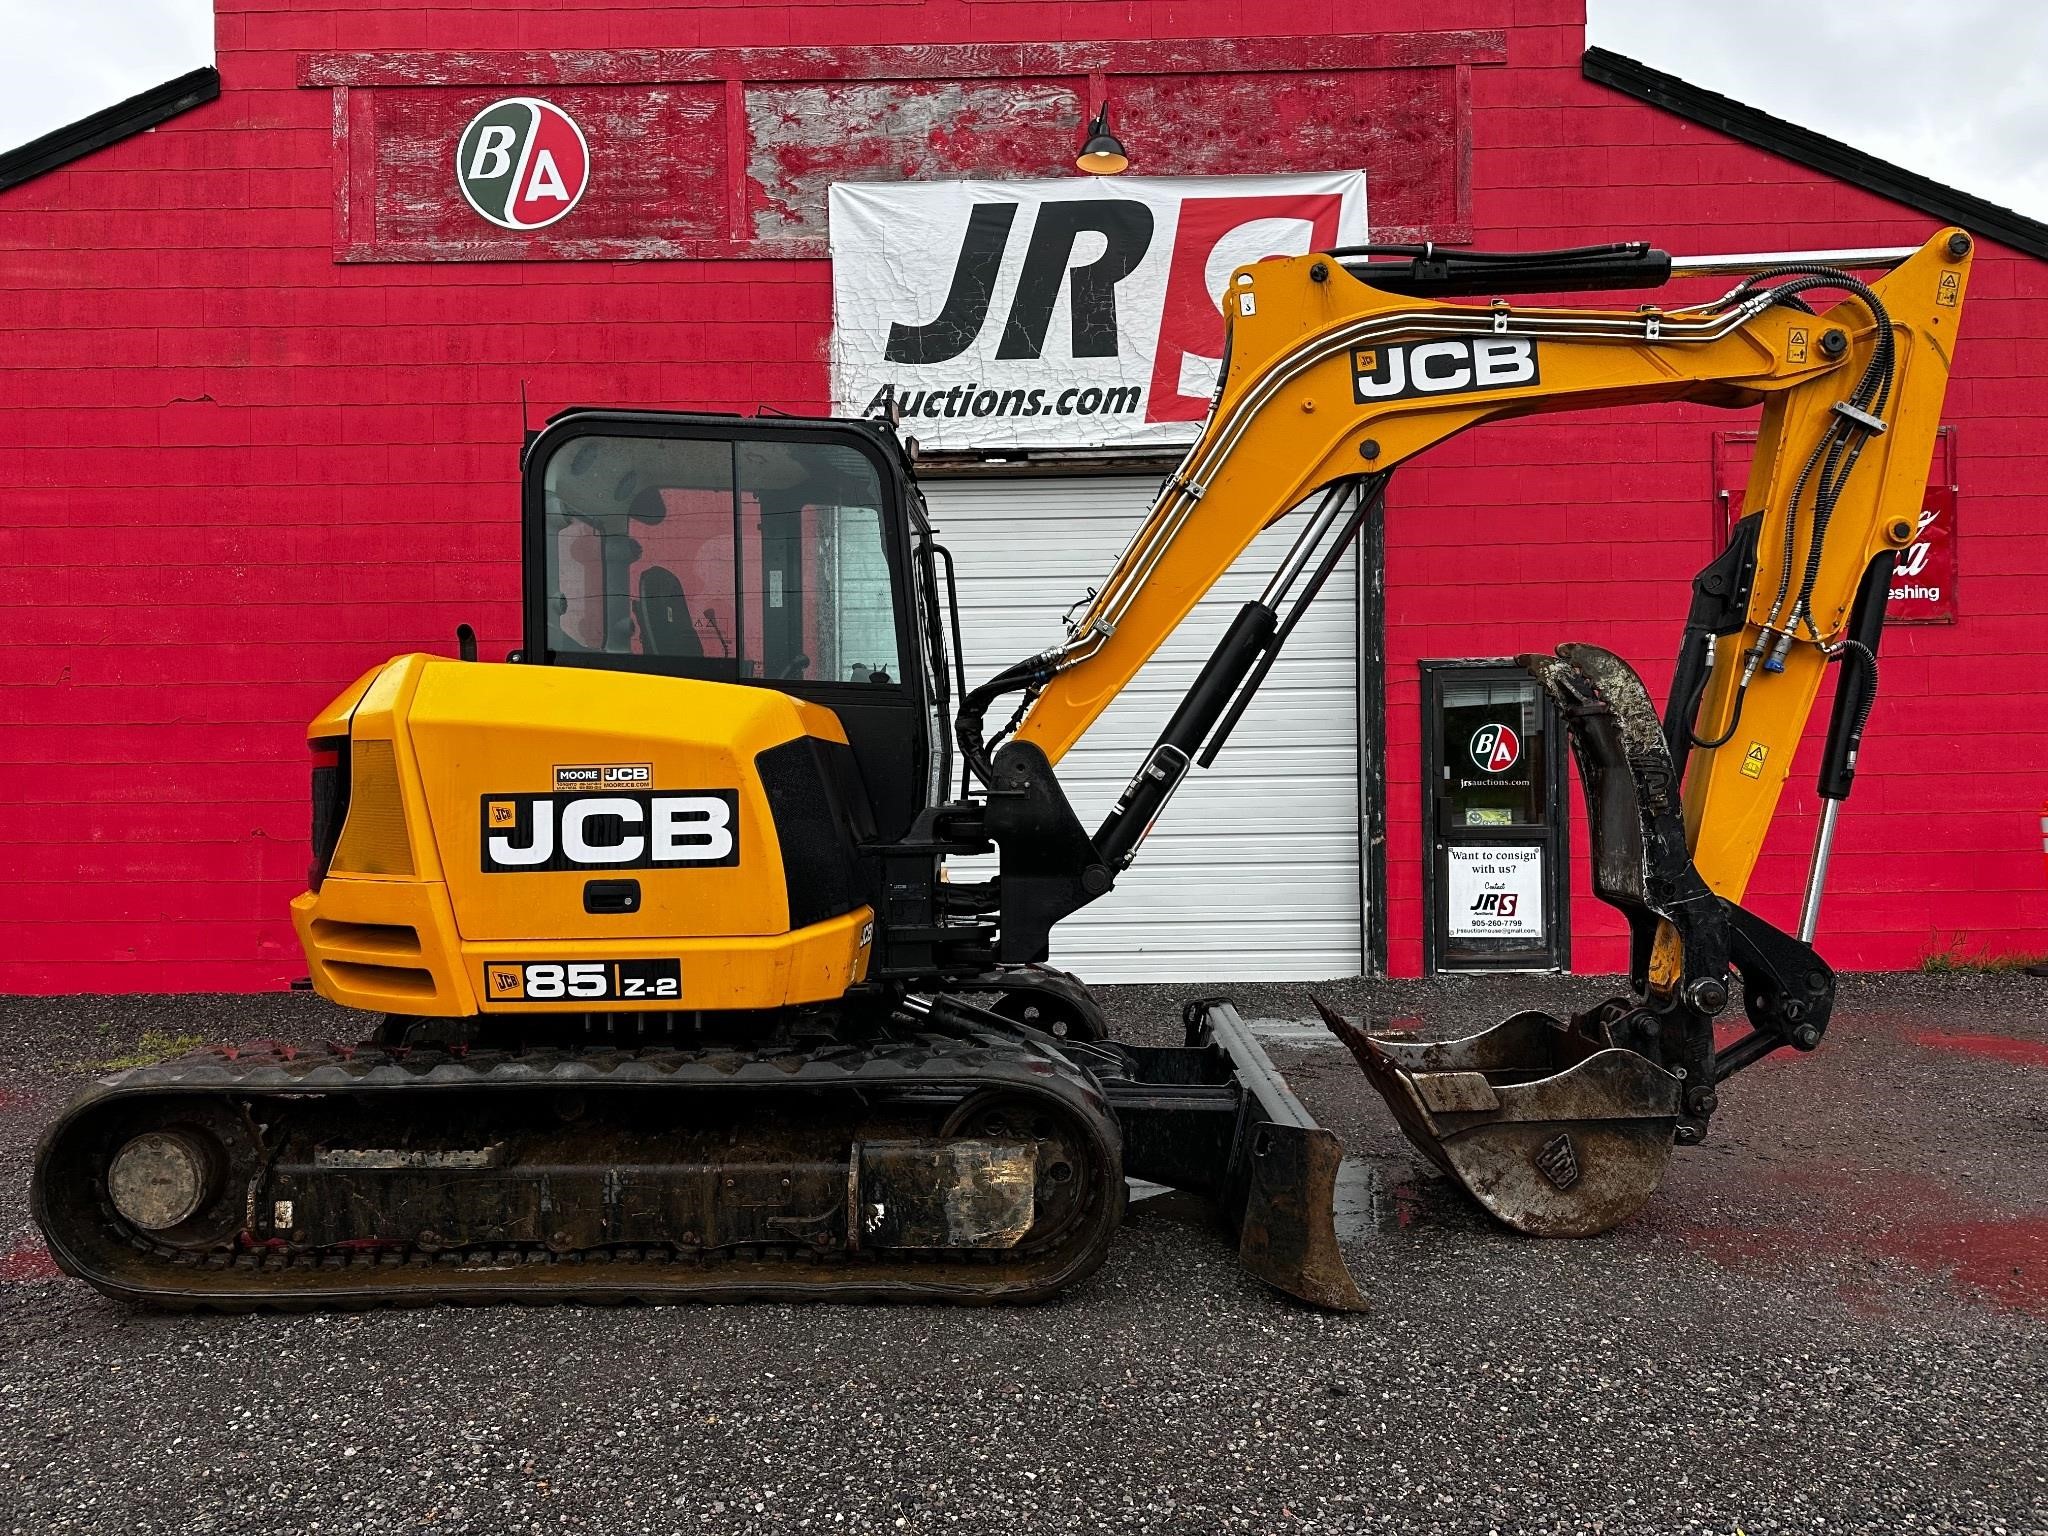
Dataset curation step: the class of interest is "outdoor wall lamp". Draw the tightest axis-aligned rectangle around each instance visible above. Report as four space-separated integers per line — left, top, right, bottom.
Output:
1075 105 1129 175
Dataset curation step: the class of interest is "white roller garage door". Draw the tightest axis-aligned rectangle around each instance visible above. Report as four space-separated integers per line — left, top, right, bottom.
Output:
923 474 1361 984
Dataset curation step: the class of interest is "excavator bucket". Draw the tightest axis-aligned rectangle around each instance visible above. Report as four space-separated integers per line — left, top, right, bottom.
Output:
1315 642 1726 1238
1316 1000 1680 1236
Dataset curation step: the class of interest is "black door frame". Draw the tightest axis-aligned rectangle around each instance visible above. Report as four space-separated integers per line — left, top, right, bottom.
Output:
1418 658 1572 974
1358 492 1389 977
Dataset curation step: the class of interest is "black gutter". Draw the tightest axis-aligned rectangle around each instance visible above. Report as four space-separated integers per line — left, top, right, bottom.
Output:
1583 47 2048 263
0 66 220 195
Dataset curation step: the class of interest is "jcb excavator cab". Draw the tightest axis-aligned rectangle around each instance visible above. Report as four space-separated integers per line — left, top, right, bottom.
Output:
522 411 950 845
515 409 1104 1002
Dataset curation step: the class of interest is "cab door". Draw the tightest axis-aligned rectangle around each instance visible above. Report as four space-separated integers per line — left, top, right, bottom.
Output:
521 411 937 839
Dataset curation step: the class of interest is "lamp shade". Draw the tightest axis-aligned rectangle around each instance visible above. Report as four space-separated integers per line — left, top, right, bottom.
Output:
1076 105 1129 176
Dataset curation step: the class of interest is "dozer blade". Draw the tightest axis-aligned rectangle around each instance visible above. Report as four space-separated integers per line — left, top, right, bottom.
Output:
1314 999 1680 1238
1098 1000 1373 1311
1205 1004 1368 1312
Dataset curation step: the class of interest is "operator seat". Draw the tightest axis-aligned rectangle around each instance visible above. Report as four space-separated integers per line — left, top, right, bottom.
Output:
635 566 702 658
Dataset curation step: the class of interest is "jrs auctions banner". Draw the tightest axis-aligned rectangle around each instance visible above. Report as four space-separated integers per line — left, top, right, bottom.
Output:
830 174 1367 451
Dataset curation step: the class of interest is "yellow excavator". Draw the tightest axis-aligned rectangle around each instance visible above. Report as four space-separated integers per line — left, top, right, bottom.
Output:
34 227 1972 1310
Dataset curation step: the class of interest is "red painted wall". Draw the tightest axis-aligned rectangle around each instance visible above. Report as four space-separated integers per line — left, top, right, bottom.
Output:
1 0 2042 991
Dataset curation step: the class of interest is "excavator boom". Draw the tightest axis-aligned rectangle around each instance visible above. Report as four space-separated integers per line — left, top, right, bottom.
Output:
961 228 1971 1234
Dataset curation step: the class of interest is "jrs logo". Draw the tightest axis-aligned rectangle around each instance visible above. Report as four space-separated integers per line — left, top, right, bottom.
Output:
1352 338 1539 403
829 175 1367 451
456 98 590 232
480 791 738 873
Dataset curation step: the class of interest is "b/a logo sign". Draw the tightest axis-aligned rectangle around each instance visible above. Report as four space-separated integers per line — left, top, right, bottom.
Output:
829 173 1366 450
1470 722 1522 772
457 98 591 232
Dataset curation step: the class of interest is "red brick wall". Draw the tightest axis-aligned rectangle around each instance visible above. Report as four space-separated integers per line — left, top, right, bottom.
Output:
0 0 2041 991
1381 30 2048 975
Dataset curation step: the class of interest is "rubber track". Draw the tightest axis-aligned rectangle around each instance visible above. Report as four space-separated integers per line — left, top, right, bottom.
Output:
32 1030 1126 1311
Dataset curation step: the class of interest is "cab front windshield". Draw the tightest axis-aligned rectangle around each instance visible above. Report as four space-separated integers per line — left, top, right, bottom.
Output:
541 432 904 687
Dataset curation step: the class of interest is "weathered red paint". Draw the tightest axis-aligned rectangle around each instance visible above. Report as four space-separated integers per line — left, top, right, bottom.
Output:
0 1244 60 1282
0 0 2043 991
347 84 728 260
1106 68 1470 242
1883 1215 2047 1316
315 37 1487 260
1687 1209 2047 1317
743 79 1081 244
296 35 1511 90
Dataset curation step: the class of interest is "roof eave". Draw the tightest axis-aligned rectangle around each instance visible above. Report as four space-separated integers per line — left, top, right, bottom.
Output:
0 65 221 195
1582 47 2048 263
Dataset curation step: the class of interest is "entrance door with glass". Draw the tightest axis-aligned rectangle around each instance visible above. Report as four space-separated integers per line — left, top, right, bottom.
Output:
1421 661 1571 972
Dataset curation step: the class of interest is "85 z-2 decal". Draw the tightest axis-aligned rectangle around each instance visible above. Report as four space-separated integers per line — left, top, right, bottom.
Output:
484 959 681 1002
481 790 739 872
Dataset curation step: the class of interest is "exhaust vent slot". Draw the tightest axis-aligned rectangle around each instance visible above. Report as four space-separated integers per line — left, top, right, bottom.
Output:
307 919 423 962
331 739 416 877
321 960 437 999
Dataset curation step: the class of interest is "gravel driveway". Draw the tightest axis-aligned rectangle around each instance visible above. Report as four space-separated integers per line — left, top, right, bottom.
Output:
2 972 2042 1535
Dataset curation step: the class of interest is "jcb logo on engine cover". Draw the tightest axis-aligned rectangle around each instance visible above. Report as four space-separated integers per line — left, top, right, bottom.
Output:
480 791 739 873
1351 338 1539 403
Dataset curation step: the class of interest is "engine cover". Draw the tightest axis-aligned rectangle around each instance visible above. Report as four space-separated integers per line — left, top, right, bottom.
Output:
293 654 875 1017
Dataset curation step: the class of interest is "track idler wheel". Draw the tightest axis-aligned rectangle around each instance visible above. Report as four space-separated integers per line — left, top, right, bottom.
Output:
981 964 1109 1042
1316 1000 1680 1237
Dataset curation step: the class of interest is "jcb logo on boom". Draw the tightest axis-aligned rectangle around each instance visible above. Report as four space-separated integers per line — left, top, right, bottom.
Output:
480 791 739 873
1351 338 1540 404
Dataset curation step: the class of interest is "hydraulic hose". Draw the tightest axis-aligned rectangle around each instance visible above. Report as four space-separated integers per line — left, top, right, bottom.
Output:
955 654 1058 789
1715 267 1895 672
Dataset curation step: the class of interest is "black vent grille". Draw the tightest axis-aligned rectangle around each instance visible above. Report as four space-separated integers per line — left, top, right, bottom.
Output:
754 738 868 930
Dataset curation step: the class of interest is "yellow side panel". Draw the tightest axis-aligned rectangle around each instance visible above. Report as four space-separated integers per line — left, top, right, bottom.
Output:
296 887 873 1016
295 654 875 1018
405 660 826 943
467 908 874 1013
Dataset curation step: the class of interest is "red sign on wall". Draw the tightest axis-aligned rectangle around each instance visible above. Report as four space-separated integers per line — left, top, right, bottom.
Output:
1887 482 1958 622
299 35 1497 262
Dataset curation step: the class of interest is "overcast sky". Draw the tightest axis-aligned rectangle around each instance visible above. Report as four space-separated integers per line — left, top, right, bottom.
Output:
3 1 2044 222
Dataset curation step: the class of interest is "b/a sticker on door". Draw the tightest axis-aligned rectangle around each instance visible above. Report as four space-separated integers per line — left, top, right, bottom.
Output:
482 959 681 1003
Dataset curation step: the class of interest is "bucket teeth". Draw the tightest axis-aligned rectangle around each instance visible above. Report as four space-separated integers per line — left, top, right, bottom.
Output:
1314 999 1681 1238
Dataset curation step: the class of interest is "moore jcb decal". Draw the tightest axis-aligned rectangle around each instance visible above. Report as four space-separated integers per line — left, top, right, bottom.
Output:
480 790 739 873
553 762 652 792
483 959 682 1003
